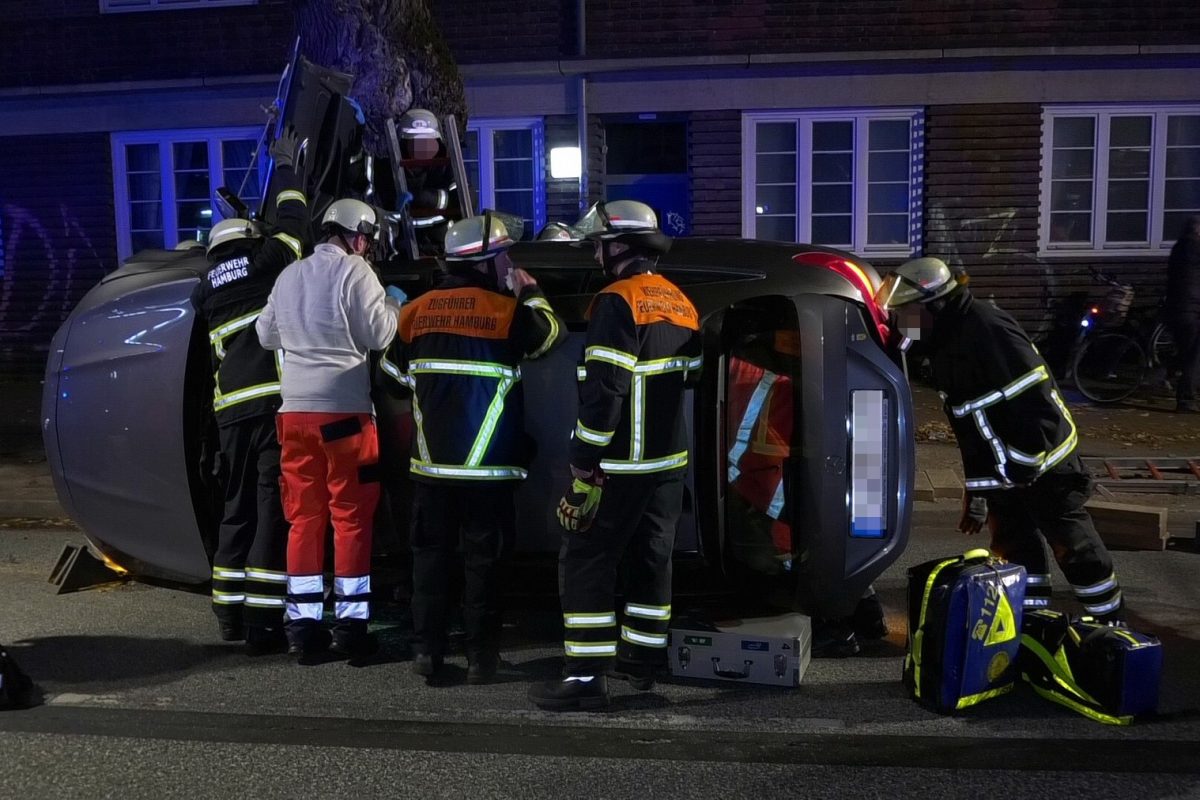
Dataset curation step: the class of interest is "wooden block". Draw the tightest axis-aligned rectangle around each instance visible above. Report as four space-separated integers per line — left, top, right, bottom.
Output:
926 469 964 501
914 471 935 502
1085 500 1168 551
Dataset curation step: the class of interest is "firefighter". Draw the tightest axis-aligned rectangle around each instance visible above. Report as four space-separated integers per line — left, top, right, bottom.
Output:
190 127 307 655
382 212 565 683
396 108 460 256
528 200 703 711
256 198 401 660
876 257 1125 623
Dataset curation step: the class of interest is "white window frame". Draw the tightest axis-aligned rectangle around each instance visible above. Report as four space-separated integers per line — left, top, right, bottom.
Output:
465 117 546 233
1039 104 1200 257
101 0 255 12
741 108 924 258
111 126 260 261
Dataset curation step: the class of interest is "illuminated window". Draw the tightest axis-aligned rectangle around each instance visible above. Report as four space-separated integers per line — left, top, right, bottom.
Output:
101 0 256 12
112 127 264 260
1040 105 1200 254
462 118 546 238
742 109 924 257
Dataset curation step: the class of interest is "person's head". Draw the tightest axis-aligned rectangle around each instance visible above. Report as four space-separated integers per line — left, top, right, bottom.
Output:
1178 215 1200 241
574 200 672 277
397 108 443 160
320 198 379 257
873 256 964 342
205 217 260 263
443 211 518 290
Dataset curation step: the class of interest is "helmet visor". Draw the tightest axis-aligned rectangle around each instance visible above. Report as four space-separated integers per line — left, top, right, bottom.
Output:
573 203 611 240
874 273 921 310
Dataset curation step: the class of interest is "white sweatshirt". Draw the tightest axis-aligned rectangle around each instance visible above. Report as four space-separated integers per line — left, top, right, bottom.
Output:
256 242 399 414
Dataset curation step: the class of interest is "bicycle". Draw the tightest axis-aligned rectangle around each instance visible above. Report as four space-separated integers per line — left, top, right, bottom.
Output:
1067 268 1177 404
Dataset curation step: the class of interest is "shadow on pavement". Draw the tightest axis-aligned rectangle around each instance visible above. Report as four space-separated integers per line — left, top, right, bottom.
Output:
7 635 237 690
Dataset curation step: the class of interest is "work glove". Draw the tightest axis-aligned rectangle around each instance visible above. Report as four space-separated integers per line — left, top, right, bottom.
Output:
269 125 301 170
957 492 988 535
556 467 603 533
385 285 407 305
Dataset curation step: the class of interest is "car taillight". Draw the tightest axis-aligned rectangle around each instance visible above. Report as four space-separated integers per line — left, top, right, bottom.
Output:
792 252 891 343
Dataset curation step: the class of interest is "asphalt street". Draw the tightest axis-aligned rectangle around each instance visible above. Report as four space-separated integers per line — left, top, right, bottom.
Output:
2 501 1199 799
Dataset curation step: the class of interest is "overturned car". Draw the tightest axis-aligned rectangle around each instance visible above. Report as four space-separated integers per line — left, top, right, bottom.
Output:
41 57 913 619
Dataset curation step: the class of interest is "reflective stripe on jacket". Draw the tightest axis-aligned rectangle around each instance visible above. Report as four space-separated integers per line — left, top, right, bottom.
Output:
570 265 703 475
929 289 1078 490
191 166 308 426
383 272 565 481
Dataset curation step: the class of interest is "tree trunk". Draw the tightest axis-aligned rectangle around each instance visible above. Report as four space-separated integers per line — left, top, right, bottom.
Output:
291 0 466 155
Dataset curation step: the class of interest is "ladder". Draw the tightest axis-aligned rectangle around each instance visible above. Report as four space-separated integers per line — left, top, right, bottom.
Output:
1081 456 1200 494
385 113 474 261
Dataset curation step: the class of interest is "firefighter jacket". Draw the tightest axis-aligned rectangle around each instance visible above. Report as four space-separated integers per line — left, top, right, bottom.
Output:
928 289 1079 492
569 263 703 475
382 270 565 482
407 163 459 233
190 167 307 426
727 355 794 524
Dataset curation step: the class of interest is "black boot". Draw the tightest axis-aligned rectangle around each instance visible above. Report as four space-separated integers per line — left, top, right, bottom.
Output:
467 651 500 685
217 619 244 642
811 618 860 658
286 624 331 661
411 652 443 677
245 625 287 656
851 592 889 640
528 675 609 711
331 630 379 660
610 660 656 691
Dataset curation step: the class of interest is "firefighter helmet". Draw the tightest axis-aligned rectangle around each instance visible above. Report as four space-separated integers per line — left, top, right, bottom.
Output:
397 108 442 140
874 257 959 310
536 221 579 242
575 200 672 255
206 217 259 255
444 211 518 262
321 199 380 240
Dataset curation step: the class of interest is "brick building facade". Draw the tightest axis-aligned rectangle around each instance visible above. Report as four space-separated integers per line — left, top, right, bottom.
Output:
1 0 1198 373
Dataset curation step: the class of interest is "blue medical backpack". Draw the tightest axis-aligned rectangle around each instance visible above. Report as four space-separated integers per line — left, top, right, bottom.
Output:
903 549 1027 713
1019 609 1162 725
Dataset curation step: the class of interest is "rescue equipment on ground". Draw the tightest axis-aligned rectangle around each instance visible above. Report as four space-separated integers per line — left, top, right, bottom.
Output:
1019 609 1162 725
668 614 811 687
903 548 1027 713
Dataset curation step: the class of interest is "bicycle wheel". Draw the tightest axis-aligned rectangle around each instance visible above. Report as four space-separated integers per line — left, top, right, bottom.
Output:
1150 322 1177 370
1072 332 1146 403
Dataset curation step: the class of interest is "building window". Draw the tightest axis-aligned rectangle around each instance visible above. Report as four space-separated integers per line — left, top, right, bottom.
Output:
462 118 546 238
742 109 924 257
1040 105 1200 254
101 0 255 12
112 128 263 261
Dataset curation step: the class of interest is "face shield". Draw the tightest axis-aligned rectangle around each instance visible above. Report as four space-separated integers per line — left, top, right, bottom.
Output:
874 273 912 312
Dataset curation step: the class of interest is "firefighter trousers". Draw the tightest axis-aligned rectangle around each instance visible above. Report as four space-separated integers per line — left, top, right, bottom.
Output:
409 480 515 661
277 412 381 639
986 459 1123 621
211 416 289 629
559 472 684 676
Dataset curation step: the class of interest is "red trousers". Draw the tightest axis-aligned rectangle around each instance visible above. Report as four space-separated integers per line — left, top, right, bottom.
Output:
277 412 380 623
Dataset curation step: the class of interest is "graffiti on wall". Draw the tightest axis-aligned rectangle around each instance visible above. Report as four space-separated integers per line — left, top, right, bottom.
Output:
925 200 1059 341
0 203 104 366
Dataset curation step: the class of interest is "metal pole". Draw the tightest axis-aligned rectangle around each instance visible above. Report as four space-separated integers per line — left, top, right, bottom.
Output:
577 0 589 212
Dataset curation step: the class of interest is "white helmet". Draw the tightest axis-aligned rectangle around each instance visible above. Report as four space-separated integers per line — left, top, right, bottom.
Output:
874 257 959 310
397 108 442 141
206 217 260 255
575 200 672 255
444 212 517 261
321 199 379 239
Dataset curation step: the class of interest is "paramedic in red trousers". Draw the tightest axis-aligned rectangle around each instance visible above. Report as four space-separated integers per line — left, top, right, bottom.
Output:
876 257 1125 623
256 198 401 660
190 127 307 654
529 200 703 711
383 212 566 684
